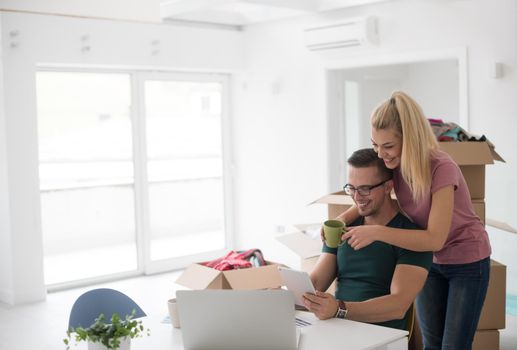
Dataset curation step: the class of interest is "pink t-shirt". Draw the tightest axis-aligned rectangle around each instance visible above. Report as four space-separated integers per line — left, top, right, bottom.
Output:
393 150 491 264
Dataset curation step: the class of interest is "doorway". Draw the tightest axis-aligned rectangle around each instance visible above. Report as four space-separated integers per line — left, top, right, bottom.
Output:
325 49 468 191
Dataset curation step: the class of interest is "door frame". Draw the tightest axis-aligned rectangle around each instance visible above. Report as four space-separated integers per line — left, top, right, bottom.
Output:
324 47 469 191
135 71 234 274
36 67 235 290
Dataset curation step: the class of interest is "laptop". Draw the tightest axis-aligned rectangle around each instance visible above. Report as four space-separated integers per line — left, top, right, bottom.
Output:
176 289 300 350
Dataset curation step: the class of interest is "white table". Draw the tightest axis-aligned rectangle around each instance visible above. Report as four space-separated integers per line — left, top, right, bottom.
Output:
132 311 408 350
295 311 408 350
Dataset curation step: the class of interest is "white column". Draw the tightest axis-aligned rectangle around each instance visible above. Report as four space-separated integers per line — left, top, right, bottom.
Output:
0 15 15 305
1 14 46 304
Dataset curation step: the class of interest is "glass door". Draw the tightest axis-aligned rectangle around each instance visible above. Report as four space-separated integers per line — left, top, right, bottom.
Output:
37 69 233 287
36 71 138 287
139 73 231 272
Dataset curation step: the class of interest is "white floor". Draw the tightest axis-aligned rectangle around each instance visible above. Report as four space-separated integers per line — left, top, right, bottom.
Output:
1 271 516 350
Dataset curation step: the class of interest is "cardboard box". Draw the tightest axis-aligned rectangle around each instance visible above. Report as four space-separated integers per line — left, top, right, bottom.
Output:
459 165 486 199
472 330 500 350
439 141 504 200
410 324 499 350
176 261 284 290
408 317 422 350
410 259 506 350
311 191 400 219
478 259 506 330
311 191 355 219
276 227 321 266
276 226 336 294
472 199 485 224
439 141 503 166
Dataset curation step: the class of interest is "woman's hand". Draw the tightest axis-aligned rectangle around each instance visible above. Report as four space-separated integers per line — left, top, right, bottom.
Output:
302 291 338 320
342 225 380 250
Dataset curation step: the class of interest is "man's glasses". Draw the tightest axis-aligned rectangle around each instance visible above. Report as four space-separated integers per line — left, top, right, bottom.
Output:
343 179 390 196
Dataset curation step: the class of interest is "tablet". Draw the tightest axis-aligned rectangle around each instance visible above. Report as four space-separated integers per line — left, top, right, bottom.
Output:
278 266 316 306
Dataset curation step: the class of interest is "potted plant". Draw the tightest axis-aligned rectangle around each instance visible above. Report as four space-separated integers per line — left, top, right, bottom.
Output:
64 310 150 350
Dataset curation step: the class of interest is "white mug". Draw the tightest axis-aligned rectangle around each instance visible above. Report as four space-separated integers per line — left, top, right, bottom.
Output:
168 298 181 328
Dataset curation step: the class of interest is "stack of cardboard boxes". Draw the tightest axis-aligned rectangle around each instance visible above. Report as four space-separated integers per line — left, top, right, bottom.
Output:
433 141 506 350
278 141 506 349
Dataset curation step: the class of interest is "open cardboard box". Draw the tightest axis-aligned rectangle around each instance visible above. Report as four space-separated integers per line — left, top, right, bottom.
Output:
276 193 372 294
176 261 284 290
438 141 503 165
276 224 322 272
276 224 337 294
311 191 355 219
439 141 504 200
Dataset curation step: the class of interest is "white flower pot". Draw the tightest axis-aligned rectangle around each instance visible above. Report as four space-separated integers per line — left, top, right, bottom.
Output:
88 337 130 350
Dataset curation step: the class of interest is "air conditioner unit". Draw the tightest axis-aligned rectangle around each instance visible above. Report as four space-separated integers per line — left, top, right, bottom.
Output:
304 16 378 51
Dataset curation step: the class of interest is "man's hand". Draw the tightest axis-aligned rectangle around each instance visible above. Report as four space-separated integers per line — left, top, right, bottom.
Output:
302 291 338 320
342 225 379 250
320 226 326 243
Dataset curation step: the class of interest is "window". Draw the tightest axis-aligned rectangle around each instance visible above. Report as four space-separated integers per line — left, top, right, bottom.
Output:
36 70 231 287
143 79 226 262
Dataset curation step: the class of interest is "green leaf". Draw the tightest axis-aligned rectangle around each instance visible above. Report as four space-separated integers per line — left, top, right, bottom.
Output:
64 311 150 349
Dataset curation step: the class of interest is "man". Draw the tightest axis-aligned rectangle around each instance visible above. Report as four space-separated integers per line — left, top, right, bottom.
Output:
304 148 432 330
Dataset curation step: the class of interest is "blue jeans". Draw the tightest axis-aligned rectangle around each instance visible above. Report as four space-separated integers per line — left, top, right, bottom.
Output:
416 257 490 350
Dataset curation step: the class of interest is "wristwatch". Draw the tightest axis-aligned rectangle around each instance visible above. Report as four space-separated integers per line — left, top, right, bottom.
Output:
335 300 348 319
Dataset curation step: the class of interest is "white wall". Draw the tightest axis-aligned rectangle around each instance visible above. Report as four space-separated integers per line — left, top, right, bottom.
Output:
402 60 459 123
489 226 517 295
339 64 409 151
325 60 459 190
232 21 329 268
328 65 407 189
338 60 459 156
0 11 243 304
233 0 517 273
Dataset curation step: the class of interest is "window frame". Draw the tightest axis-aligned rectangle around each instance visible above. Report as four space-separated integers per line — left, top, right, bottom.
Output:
36 67 234 290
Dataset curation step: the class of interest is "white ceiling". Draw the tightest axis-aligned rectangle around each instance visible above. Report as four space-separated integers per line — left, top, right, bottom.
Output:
0 0 389 25
159 0 390 27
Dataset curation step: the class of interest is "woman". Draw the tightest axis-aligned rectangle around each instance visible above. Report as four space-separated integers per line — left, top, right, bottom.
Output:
340 91 491 350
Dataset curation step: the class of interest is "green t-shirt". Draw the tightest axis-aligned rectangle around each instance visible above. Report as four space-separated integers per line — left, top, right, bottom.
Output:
322 212 432 330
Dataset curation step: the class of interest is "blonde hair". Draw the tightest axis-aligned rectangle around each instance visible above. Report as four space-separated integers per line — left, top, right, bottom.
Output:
371 91 438 202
